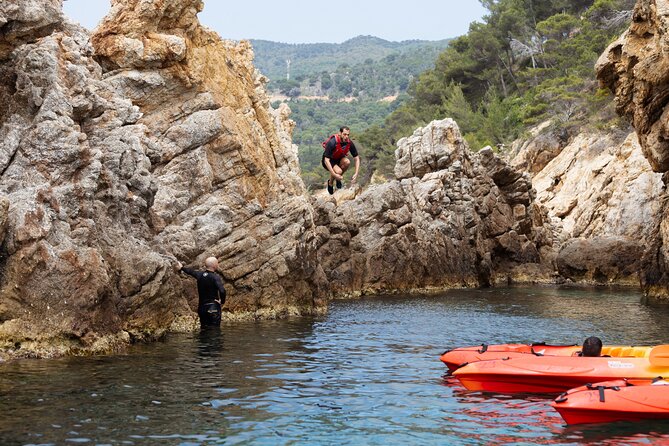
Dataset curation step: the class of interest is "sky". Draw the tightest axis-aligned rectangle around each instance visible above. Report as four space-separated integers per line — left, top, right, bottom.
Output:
62 0 488 44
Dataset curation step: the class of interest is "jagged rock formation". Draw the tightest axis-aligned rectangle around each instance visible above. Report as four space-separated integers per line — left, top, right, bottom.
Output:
533 131 662 241
0 0 326 359
528 130 663 284
0 0 564 360
596 0 669 296
507 122 570 175
312 119 556 295
0 0 63 60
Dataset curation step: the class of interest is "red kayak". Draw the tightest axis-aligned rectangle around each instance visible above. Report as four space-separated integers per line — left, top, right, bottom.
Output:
440 343 645 373
452 346 665 393
552 378 669 424
440 343 580 372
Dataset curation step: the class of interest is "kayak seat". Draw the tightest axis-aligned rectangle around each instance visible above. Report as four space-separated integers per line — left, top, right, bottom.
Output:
600 346 652 358
607 347 622 357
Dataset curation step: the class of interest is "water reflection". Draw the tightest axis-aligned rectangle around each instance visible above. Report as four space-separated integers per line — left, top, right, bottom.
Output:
558 420 669 444
2 287 669 444
196 326 224 358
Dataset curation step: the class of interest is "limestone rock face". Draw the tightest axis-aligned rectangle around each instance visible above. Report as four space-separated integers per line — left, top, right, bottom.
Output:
596 0 669 295
394 118 469 180
507 122 568 175
313 119 556 295
511 127 663 284
0 0 63 60
533 131 663 242
0 0 325 359
596 0 669 172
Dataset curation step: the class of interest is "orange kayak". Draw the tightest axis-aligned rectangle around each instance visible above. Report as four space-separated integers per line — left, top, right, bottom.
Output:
440 344 646 373
452 346 663 393
440 343 580 372
552 379 669 424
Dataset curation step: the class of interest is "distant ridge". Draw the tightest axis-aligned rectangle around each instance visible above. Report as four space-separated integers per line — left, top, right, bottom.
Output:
250 35 451 82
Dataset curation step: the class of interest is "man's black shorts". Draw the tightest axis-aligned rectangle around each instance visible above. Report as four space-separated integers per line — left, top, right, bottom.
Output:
198 302 221 327
322 155 343 170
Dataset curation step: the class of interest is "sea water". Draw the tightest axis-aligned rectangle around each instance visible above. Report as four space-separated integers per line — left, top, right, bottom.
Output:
2 286 669 445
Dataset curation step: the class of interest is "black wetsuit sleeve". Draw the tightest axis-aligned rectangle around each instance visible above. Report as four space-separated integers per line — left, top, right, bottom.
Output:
214 274 226 303
323 136 336 159
180 267 202 280
350 141 359 157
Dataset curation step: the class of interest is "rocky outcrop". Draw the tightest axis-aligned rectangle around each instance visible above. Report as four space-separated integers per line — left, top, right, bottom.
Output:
0 0 63 60
0 0 581 360
507 122 569 175
596 1 669 173
0 0 326 359
533 131 663 237
557 237 642 285
312 119 556 295
596 0 669 296
527 130 663 284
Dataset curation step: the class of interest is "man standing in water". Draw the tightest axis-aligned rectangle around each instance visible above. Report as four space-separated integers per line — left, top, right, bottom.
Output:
322 126 360 195
175 257 226 328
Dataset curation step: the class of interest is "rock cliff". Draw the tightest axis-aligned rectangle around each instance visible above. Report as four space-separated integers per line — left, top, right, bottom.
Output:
313 119 556 294
527 130 663 284
0 0 564 360
596 0 669 296
0 0 326 359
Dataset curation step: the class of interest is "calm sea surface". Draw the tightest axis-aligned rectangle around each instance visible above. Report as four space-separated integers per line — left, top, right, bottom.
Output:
3 286 669 445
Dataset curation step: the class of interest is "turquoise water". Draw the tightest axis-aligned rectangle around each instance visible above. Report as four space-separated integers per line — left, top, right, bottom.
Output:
3 287 669 445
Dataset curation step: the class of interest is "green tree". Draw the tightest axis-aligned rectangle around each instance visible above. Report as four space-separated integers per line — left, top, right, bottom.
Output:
320 74 333 90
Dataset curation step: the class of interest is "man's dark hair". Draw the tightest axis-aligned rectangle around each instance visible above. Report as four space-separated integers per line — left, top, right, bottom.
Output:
340 126 350 132
581 336 602 357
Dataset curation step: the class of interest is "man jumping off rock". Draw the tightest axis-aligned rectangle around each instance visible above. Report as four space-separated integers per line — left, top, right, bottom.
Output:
322 126 360 195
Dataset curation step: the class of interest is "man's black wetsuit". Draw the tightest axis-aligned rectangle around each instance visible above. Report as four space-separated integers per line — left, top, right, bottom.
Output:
180 267 226 327
321 136 358 169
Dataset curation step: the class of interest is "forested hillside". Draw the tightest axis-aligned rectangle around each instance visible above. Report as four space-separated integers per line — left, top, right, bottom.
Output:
286 99 402 188
358 0 636 183
270 49 444 101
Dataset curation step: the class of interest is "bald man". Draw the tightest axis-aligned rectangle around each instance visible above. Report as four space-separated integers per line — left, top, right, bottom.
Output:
176 257 226 327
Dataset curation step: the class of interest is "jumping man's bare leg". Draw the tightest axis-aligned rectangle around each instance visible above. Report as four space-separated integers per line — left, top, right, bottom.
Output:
339 158 351 174
335 159 349 189
328 166 343 187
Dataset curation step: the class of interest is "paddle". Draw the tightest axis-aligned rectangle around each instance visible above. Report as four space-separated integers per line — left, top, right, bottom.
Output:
649 345 669 367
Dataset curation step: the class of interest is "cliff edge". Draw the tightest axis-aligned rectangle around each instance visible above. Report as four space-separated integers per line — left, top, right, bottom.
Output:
596 0 669 297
